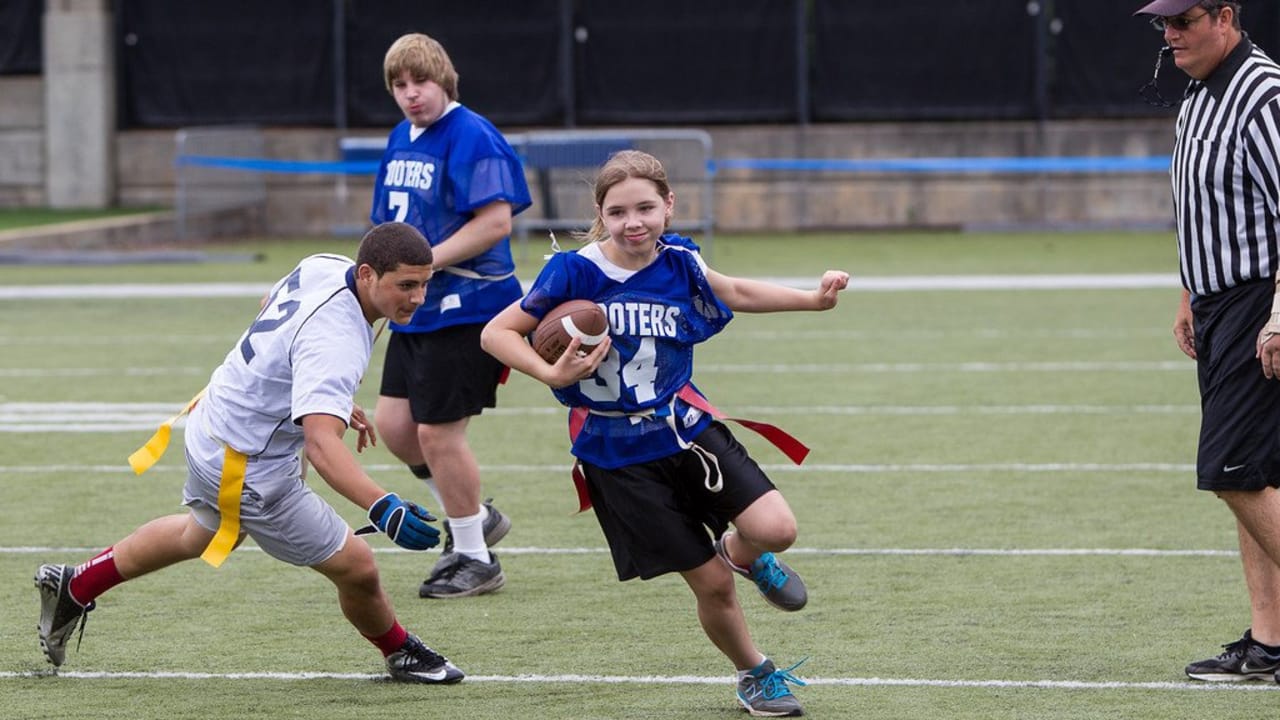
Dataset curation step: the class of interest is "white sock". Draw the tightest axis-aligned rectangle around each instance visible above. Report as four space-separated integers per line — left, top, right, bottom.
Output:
447 511 491 563
420 478 444 510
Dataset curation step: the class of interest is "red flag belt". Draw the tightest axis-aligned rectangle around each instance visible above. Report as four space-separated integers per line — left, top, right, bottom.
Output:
566 385 809 513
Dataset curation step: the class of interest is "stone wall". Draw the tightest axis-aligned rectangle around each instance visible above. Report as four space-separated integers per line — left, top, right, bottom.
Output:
0 76 45 206
0 75 1179 238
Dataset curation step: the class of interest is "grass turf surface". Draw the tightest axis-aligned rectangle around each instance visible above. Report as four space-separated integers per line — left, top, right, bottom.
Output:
2 230 1273 719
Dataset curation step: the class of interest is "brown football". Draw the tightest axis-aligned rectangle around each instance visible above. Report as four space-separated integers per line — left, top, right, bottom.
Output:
531 299 609 363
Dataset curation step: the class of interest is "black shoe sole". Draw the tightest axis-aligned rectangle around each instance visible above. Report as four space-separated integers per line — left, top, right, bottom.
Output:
419 571 506 599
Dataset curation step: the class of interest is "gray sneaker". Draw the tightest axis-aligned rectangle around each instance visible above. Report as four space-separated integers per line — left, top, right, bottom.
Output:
715 533 808 612
428 499 512 581
1186 629 1280 681
386 633 465 684
34 563 94 668
737 658 807 717
419 553 505 599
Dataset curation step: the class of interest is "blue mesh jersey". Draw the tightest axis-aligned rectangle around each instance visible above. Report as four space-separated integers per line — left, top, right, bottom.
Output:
371 105 532 332
521 234 733 468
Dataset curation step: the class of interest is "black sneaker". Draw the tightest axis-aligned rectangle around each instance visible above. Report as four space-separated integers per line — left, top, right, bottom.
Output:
419 553 505 599
34 563 94 668
385 633 464 684
1185 629 1280 681
737 658 807 717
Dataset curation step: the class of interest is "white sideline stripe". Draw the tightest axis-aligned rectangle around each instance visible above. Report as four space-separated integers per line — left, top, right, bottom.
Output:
697 361 1190 373
732 405 1199 415
734 328 1171 339
0 545 1237 558
0 367 205 378
0 462 1196 474
2 402 194 412
0 328 1171 344
0 283 272 299
0 670 1272 692
843 274 1180 291
0 361 1193 379
0 403 1200 433
2 402 1200 415
0 274 1181 301
0 334 233 346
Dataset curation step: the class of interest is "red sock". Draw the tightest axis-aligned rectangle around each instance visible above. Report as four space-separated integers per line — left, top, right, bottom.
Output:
364 621 408 657
68 547 125 605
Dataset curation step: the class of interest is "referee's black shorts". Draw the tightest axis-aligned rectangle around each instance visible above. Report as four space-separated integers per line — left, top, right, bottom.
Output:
1194 279 1280 491
379 323 505 424
582 421 778 581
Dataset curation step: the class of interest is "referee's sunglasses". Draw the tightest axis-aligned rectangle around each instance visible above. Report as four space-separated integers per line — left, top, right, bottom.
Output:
1148 3 1220 32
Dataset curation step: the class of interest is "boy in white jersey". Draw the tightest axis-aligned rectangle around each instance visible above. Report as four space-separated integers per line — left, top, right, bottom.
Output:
35 222 465 684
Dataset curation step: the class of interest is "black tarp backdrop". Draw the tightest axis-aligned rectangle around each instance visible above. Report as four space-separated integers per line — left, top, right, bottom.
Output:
1052 0 1280 118
118 0 334 126
1052 1 1186 118
811 1 1038 121
13 0 1280 127
0 0 41 75
344 0 562 128
574 0 799 124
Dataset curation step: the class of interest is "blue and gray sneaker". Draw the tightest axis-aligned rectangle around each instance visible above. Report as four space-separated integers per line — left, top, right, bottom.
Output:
715 532 808 612
737 658 807 717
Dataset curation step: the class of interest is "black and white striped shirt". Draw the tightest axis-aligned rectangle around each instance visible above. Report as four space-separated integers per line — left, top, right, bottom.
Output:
1173 37 1280 296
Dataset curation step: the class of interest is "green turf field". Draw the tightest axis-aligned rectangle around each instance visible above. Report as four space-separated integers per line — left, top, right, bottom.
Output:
3 230 1273 719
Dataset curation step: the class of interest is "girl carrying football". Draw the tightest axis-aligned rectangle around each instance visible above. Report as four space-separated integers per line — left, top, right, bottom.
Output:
481 150 848 717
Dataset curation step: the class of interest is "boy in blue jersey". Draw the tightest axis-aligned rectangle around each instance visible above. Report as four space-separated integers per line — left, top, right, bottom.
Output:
370 33 531 598
482 151 849 717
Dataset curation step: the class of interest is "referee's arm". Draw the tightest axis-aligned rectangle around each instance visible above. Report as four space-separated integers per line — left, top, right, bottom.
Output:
1175 288 1196 360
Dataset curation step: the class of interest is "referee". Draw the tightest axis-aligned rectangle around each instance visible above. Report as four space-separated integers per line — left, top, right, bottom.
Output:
1138 0 1280 682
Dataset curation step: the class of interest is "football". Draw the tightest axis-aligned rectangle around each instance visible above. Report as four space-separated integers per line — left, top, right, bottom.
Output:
531 299 609 363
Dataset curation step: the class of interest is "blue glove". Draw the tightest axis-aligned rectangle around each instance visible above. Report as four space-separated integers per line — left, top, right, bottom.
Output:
366 493 440 551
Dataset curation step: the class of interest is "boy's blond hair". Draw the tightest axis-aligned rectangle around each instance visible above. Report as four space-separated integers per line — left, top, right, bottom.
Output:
383 33 459 101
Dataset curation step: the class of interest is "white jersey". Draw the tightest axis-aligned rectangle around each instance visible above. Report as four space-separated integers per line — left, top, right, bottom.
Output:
192 254 371 462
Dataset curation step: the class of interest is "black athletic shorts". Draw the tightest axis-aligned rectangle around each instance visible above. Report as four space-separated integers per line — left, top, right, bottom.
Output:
379 324 505 424
1193 279 1280 491
582 421 778 581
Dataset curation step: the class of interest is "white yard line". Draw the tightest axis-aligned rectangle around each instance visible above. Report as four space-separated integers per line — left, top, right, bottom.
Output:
0 402 1197 433
0 545 1235 558
0 361 1192 384
0 283 272 299
0 462 1195 474
0 328 1172 344
0 669 1272 692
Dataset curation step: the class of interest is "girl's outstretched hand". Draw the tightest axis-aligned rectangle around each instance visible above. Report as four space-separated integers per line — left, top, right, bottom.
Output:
815 270 851 309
